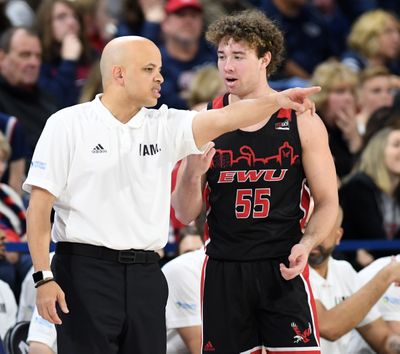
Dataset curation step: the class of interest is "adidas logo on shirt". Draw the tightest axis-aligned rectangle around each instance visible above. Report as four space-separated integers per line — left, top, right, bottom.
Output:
92 144 107 153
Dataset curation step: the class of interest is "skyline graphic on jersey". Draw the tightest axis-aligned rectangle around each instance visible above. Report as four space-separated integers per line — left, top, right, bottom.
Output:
211 141 299 169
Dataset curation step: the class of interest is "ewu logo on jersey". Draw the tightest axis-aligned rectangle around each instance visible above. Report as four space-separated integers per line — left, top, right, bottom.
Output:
212 141 298 219
215 141 298 184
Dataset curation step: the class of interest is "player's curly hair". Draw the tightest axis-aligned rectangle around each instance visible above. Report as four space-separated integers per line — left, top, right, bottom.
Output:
206 10 284 77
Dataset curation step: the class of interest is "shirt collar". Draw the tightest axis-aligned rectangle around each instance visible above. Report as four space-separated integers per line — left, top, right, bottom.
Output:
93 94 146 129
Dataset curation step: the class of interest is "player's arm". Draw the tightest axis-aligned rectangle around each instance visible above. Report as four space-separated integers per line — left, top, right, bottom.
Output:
27 186 69 324
172 143 214 224
298 111 338 255
191 87 320 148
177 326 202 354
280 110 338 280
317 260 400 340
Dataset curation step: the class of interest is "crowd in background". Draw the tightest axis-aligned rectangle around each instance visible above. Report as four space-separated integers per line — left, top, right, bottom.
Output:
1 0 400 352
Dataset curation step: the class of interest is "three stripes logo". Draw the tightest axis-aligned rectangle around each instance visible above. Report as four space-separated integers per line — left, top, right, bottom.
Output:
92 144 107 154
203 341 215 352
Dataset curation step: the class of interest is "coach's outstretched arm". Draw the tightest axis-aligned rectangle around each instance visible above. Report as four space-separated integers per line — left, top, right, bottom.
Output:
192 86 320 148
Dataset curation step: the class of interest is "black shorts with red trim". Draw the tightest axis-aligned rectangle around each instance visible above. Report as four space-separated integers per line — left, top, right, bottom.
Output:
201 256 320 354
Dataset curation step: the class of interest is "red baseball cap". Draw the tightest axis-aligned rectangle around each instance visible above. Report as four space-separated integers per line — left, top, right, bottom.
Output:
165 0 203 14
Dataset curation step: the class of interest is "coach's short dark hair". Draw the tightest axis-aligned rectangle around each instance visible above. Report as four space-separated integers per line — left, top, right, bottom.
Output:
206 10 285 76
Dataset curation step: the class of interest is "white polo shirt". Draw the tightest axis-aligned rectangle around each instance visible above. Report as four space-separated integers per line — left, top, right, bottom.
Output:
347 255 400 354
162 248 205 354
23 95 201 250
309 257 380 354
0 279 17 340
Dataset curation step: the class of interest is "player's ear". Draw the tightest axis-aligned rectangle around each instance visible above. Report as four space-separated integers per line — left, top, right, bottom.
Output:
262 51 271 68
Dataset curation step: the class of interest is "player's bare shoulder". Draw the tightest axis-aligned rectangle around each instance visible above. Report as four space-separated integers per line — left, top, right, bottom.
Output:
297 110 328 147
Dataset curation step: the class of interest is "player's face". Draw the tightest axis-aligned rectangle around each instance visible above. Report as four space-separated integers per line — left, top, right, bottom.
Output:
384 129 400 176
124 43 164 107
217 38 268 99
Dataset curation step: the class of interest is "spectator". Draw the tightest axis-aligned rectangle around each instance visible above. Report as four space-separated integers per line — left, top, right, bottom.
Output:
0 131 29 299
78 60 102 103
0 27 58 171
177 224 203 255
311 59 361 177
347 255 400 353
74 0 116 54
342 9 400 75
355 66 394 136
187 65 224 111
0 111 26 196
35 0 95 108
309 207 400 353
27 307 56 354
156 0 216 109
258 0 335 81
162 248 205 354
340 127 400 269
0 278 17 340
115 0 164 42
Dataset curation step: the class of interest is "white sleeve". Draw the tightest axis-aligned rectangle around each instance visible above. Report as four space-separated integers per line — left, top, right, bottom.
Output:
163 262 201 329
352 274 381 327
163 107 202 163
17 268 35 322
22 113 72 198
27 307 57 351
0 281 17 340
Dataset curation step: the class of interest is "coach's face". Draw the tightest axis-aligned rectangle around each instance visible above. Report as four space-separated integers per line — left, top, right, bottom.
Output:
123 41 164 108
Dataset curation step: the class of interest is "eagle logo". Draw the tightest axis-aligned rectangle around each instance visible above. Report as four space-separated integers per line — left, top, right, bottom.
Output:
291 322 312 343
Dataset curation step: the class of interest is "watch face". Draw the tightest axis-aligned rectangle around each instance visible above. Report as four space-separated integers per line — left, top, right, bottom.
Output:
32 271 43 283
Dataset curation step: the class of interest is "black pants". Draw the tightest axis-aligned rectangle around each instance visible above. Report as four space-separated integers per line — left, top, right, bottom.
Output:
52 251 168 354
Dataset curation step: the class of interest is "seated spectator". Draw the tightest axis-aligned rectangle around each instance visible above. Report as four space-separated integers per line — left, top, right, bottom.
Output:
342 9 400 75
115 0 163 42
258 0 335 81
355 66 394 136
340 127 400 269
27 307 56 354
347 255 400 353
177 224 203 255
78 60 102 103
74 0 116 54
156 0 216 110
187 65 224 111
0 27 58 171
309 207 400 353
162 248 205 354
311 59 361 177
0 111 26 196
35 0 95 108
0 278 17 340
0 131 29 298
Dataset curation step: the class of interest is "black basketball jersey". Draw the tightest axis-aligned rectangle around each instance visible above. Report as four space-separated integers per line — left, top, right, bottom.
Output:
204 94 310 260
